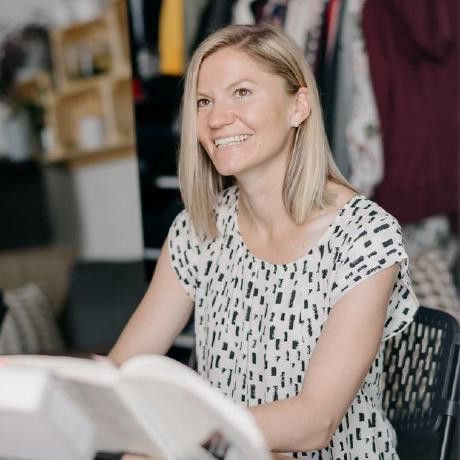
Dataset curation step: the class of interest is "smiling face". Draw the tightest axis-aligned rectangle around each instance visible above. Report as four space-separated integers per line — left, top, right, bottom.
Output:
196 47 298 181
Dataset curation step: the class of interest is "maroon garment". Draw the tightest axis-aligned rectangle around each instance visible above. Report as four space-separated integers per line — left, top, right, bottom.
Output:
362 0 459 225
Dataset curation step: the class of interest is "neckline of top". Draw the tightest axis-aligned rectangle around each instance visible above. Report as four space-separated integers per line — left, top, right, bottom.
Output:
231 187 365 267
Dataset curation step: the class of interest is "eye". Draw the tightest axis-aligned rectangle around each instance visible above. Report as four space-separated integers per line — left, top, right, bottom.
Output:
197 98 211 108
234 87 251 98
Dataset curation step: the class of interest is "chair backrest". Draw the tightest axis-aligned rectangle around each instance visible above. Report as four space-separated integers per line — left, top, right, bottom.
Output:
382 306 460 436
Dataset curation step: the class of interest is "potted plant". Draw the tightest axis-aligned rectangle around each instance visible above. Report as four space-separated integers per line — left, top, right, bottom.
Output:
0 24 51 161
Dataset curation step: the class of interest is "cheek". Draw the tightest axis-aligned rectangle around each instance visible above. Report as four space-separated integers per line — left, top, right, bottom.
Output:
198 139 212 158
243 103 282 132
239 104 262 125
196 118 209 147
197 139 213 159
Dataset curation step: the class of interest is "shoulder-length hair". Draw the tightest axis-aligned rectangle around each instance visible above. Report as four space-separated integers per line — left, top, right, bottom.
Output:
178 24 352 239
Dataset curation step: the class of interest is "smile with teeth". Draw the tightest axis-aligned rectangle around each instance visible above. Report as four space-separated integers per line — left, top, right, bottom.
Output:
214 134 251 149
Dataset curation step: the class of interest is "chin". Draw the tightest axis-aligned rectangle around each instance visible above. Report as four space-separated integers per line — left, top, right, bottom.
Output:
218 171 235 178
210 158 241 177
213 165 240 177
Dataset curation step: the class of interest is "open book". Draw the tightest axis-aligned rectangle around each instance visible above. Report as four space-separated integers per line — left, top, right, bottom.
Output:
0 354 271 460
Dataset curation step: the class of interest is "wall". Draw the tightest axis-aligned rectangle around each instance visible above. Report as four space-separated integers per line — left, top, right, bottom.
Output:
0 0 144 260
73 156 144 260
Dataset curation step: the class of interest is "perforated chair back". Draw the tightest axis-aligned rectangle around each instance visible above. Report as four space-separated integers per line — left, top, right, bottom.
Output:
382 306 460 460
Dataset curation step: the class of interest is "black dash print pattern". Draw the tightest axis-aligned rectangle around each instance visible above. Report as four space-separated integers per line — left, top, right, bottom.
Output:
168 186 419 459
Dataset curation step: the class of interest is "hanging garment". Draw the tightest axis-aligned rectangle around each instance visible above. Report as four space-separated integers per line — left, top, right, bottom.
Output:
324 0 341 61
194 0 237 48
331 0 353 179
260 0 288 27
159 0 185 75
305 0 329 68
402 215 459 268
185 0 209 58
232 0 256 24
283 0 328 69
316 0 344 145
362 0 459 224
250 0 269 22
345 0 384 195
129 0 162 79
283 0 310 49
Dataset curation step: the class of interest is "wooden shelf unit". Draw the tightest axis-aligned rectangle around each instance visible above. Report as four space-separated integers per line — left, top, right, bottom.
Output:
44 140 135 168
28 0 135 165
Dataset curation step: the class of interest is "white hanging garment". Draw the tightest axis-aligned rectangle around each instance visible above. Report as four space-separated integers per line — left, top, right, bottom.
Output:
232 0 256 24
284 0 310 49
346 0 384 196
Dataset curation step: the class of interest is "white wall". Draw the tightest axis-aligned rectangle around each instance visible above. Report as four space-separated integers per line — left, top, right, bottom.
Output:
0 1 144 260
74 155 144 260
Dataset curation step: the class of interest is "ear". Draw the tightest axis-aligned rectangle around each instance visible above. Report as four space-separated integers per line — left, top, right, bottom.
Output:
290 87 310 128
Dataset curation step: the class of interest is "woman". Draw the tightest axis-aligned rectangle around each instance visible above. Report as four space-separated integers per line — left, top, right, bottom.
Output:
110 24 418 458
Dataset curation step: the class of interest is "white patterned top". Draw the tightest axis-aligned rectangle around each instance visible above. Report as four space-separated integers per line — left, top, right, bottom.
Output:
168 186 419 459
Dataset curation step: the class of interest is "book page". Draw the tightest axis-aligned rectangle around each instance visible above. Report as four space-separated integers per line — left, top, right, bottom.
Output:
0 355 117 385
59 378 166 456
120 355 271 460
0 355 167 458
0 367 93 460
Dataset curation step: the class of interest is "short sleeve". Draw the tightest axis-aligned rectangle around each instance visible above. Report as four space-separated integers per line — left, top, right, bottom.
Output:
330 213 419 341
167 210 202 300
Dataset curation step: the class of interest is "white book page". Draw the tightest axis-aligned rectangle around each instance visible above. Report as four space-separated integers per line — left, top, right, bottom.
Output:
0 355 117 385
0 368 94 460
59 378 165 456
120 355 271 460
0 355 165 457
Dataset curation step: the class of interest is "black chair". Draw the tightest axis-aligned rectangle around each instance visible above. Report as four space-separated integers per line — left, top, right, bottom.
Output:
382 306 460 460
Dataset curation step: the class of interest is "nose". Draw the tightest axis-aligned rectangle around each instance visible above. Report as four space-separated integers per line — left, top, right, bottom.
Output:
208 100 235 129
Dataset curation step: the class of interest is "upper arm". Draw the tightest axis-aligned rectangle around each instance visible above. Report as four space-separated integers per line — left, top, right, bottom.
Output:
109 240 194 366
249 264 404 453
297 210 419 438
298 264 399 431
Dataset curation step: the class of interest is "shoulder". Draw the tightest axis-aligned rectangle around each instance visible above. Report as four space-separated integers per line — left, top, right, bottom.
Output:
334 195 405 267
170 185 238 243
341 195 400 235
169 208 192 239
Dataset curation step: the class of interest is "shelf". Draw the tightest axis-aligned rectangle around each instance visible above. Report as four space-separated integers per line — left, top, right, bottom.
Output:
14 72 52 99
44 140 135 167
57 72 131 96
16 1 135 168
52 16 106 38
52 0 129 89
51 0 121 37
113 78 134 138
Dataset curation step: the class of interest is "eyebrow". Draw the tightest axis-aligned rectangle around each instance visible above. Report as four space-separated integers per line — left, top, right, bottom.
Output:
197 79 257 97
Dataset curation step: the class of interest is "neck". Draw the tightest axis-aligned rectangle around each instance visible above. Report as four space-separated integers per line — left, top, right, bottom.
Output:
236 170 293 237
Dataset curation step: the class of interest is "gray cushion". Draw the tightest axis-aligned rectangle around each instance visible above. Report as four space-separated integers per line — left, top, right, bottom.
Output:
60 261 146 353
0 284 65 354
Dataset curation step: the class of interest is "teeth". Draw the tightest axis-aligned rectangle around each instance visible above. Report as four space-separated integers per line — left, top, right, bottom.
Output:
214 134 250 148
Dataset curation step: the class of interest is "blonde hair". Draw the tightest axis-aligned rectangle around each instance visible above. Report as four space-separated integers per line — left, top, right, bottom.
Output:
178 24 352 239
